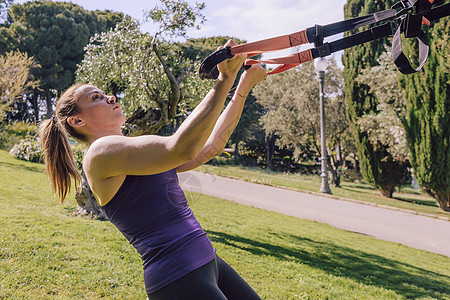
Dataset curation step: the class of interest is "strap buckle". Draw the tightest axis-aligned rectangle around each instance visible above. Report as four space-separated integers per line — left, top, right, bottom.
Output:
393 1 417 17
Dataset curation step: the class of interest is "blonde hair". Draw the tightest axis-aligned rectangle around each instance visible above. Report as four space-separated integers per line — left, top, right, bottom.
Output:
39 83 88 203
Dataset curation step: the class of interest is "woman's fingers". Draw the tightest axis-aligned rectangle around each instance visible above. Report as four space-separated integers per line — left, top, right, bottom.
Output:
217 40 246 78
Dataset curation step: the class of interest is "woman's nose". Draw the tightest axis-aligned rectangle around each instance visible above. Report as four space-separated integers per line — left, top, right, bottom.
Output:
107 95 116 104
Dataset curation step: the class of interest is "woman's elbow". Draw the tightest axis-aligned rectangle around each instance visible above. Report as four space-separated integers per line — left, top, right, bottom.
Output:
184 144 222 163
171 140 201 162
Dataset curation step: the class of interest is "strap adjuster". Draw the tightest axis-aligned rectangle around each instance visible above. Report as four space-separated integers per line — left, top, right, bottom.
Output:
317 43 331 57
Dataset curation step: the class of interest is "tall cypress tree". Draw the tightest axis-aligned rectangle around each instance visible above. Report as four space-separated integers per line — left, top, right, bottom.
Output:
343 0 411 198
400 18 449 211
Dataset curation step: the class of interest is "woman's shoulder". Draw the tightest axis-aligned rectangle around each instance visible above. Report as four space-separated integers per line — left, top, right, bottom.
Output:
83 135 125 174
85 135 129 160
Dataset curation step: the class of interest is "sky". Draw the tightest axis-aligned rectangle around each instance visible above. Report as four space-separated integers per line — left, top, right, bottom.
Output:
14 0 348 65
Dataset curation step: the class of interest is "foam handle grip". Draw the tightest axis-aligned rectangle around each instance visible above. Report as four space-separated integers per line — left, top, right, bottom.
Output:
199 47 234 80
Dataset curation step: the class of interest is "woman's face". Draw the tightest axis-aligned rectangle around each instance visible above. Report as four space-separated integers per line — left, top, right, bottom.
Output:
74 85 126 136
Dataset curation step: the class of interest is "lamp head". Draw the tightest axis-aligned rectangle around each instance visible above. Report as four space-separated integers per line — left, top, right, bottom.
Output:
314 57 328 72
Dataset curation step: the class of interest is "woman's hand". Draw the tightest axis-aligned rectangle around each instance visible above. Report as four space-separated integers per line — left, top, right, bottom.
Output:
235 63 267 97
216 40 246 80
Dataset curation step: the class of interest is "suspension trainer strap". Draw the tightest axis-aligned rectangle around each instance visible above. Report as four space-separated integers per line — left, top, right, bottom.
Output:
245 22 395 74
199 6 400 79
392 2 449 74
199 0 450 79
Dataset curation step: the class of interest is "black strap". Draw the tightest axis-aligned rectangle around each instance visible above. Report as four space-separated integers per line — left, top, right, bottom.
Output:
305 8 398 46
392 28 429 74
199 0 450 79
313 22 394 58
392 2 449 74
424 2 450 20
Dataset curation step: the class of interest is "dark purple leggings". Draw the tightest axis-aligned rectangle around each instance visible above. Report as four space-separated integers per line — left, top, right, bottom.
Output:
148 256 261 300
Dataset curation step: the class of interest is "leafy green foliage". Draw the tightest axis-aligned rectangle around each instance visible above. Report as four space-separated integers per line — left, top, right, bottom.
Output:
0 50 40 118
0 0 124 118
400 17 450 211
253 59 352 183
9 139 42 163
2 121 41 163
179 36 247 62
343 0 409 198
72 142 87 171
76 17 214 134
0 121 37 150
356 48 408 161
5 1 123 91
144 0 206 40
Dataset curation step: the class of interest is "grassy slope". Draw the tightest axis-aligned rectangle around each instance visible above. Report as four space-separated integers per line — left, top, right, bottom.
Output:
1 150 449 299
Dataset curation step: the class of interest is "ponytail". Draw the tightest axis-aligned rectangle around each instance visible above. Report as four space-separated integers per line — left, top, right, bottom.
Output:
39 83 87 204
39 117 81 204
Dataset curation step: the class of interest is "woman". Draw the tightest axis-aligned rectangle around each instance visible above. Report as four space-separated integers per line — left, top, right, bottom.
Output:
39 40 267 299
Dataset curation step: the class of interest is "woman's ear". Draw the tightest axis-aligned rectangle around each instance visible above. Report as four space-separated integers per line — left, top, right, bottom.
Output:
67 116 85 128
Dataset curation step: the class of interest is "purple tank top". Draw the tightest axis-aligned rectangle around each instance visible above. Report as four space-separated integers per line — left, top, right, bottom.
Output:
101 169 216 294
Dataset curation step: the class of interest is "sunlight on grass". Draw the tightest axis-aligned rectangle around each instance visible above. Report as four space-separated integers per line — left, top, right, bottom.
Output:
1 150 450 299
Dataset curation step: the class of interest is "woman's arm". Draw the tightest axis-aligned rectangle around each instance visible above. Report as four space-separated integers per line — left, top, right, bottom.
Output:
176 64 267 172
84 40 247 179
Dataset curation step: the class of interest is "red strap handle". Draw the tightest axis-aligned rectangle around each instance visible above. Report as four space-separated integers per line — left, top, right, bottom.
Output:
229 30 309 56
245 49 314 74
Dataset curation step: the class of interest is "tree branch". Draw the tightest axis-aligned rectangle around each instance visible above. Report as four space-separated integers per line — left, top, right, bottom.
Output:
151 42 181 119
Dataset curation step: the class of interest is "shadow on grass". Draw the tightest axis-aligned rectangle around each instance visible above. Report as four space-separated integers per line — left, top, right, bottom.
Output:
339 186 378 195
393 196 438 207
0 161 43 173
207 230 450 299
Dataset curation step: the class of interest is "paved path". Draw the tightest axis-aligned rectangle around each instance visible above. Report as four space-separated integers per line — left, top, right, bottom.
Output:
178 171 450 257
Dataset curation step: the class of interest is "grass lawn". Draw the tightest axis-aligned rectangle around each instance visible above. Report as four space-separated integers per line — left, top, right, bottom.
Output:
196 164 450 221
1 149 450 299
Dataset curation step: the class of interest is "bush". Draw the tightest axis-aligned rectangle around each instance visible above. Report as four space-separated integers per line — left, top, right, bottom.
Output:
71 142 87 171
9 140 43 163
207 153 239 167
0 121 38 150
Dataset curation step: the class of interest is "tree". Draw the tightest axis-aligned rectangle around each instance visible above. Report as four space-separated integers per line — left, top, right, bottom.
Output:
0 50 40 119
343 0 411 198
253 59 352 185
356 49 409 161
177 36 255 164
77 6 212 135
2 1 124 118
179 36 246 61
229 94 264 161
400 17 450 211
356 49 412 196
74 0 211 218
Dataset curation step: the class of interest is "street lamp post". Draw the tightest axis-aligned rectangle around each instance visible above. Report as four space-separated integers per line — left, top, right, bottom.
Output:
314 57 332 194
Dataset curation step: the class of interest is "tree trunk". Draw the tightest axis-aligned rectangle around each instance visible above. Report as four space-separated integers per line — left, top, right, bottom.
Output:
265 133 275 170
328 168 341 187
327 154 341 187
435 193 450 212
73 171 108 220
234 141 240 162
426 189 450 212
379 184 395 198
30 90 39 123
45 89 53 118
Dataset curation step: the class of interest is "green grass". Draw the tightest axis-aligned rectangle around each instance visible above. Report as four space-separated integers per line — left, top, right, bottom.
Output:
196 164 450 220
1 149 450 299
